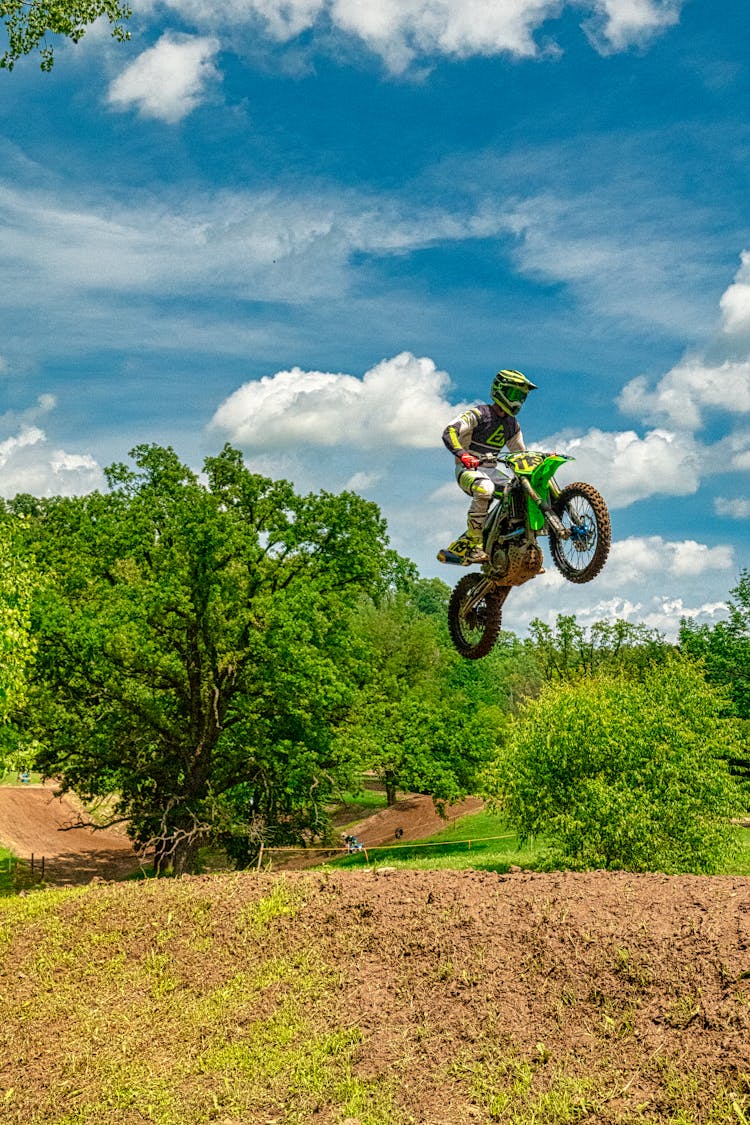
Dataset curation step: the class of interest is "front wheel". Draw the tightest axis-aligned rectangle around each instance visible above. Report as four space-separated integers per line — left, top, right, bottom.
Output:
550 482 611 583
448 574 508 659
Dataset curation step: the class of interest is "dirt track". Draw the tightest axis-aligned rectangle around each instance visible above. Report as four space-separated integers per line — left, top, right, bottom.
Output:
0 785 478 884
0 786 142 884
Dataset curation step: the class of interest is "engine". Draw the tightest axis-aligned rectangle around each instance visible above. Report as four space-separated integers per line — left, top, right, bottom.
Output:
489 538 544 586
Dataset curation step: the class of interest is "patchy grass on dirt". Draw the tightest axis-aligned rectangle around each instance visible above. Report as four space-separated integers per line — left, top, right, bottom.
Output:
1 869 749 1124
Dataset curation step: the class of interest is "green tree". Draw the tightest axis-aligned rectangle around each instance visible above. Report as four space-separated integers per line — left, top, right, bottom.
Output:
0 515 36 767
17 444 405 873
529 614 669 681
1 0 130 70
495 656 744 873
339 585 502 807
680 570 750 720
680 571 750 791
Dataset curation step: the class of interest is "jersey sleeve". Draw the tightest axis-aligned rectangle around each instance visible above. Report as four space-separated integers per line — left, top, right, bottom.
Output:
505 424 526 453
442 408 480 458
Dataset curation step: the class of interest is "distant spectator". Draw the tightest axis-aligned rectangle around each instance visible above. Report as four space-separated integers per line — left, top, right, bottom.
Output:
19 771 30 784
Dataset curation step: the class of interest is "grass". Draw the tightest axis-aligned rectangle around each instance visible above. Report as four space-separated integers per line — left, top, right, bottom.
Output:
0 771 44 786
0 847 16 894
0 877 405 1125
320 809 750 877
324 808 543 872
329 785 389 826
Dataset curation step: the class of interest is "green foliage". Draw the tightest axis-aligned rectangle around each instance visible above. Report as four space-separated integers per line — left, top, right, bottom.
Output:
529 613 669 681
496 656 744 873
0 0 130 70
16 444 405 873
680 570 750 792
0 517 36 769
680 570 750 720
0 518 35 719
339 584 503 807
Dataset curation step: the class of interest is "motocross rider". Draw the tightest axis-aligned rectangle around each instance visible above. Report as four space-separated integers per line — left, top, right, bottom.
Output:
438 369 537 566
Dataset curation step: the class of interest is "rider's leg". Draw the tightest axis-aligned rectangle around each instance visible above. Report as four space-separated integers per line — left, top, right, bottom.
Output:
437 468 497 565
460 470 496 562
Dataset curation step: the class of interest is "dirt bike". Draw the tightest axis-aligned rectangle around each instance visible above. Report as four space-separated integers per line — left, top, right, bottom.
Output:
447 451 610 659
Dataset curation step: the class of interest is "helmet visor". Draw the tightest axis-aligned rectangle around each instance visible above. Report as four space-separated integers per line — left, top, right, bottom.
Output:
503 385 528 405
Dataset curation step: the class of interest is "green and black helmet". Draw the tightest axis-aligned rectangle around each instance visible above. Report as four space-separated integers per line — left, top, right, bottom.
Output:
490 369 538 416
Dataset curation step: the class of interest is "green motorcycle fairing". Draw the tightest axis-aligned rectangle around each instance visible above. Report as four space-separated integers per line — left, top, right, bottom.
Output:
504 451 574 531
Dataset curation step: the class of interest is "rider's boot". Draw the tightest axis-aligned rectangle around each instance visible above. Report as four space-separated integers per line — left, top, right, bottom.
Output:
437 532 489 566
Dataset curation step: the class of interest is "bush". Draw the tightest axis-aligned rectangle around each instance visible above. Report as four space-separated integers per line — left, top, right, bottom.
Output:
496 656 744 873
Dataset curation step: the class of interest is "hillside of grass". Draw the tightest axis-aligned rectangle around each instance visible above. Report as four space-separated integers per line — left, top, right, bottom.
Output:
2 868 749 1125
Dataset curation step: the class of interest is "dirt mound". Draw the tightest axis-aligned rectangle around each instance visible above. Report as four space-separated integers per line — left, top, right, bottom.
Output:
1 868 749 1123
0 786 141 884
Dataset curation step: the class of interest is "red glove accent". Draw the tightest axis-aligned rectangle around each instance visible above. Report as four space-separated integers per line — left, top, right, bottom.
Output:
459 451 480 470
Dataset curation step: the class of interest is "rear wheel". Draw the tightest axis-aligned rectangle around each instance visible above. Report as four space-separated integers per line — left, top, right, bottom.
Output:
550 481 610 583
448 574 508 659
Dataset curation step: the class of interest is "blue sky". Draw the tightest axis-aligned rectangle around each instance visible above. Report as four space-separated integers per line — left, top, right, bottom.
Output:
1 0 749 636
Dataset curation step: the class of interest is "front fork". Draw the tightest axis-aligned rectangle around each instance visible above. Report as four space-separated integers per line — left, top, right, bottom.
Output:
459 576 511 617
519 476 570 539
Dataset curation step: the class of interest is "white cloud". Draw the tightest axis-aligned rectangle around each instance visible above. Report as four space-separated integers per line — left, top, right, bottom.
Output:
108 32 220 122
328 0 560 71
0 426 105 498
720 250 750 338
618 358 750 430
617 251 750 430
582 0 681 53
344 469 383 492
542 425 702 507
0 393 57 432
595 535 733 585
714 496 750 519
132 0 683 70
210 352 469 450
503 534 732 638
0 179 513 310
503 192 712 337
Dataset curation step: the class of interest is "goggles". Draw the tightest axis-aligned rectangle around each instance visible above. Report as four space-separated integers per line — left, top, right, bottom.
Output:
503 386 528 404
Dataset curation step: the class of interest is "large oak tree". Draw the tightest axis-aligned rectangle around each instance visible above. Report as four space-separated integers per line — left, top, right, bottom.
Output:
15 443 406 873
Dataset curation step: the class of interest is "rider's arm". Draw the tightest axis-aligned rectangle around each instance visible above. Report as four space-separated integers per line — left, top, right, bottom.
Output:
442 408 480 458
506 426 526 453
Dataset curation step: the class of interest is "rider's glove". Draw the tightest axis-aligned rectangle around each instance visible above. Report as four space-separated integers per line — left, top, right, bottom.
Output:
458 451 480 470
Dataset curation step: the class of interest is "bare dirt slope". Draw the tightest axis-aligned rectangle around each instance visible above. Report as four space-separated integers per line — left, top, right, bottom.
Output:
0 785 141 883
346 793 485 847
1 868 749 1123
278 794 487 869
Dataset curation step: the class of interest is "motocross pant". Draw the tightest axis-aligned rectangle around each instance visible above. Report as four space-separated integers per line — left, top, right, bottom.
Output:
456 465 510 538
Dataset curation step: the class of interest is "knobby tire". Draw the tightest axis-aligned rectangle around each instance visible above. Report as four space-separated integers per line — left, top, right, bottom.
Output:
550 481 611 584
448 573 506 660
